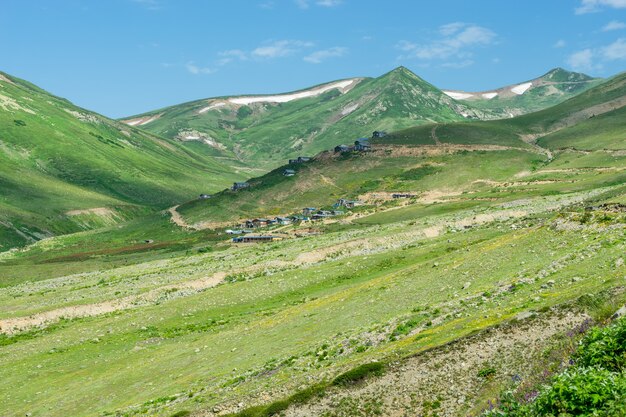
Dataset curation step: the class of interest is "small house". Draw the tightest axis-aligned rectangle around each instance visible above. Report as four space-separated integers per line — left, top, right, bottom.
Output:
392 193 416 199
290 215 310 223
232 182 250 191
283 169 296 177
297 156 311 163
289 159 299 164
232 235 283 243
331 210 345 216
199 194 212 199
302 207 317 215
251 218 269 227
334 144 350 153
336 198 364 209
225 229 243 235
275 216 292 225
372 130 387 138
354 138 371 151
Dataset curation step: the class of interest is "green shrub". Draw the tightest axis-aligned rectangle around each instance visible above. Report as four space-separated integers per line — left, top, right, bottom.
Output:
332 362 385 386
478 367 497 379
170 411 191 417
532 367 626 416
574 317 626 372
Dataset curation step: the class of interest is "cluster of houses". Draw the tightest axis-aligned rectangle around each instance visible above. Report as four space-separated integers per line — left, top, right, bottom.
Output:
288 156 312 164
333 131 386 154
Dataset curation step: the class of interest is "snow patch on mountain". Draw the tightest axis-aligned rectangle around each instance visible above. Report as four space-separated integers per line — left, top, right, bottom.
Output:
510 82 532 95
124 114 161 126
482 92 498 99
228 79 359 105
198 102 226 114
443 91 474 100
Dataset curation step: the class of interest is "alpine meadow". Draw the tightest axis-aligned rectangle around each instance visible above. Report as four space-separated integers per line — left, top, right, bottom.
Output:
1 2 626 417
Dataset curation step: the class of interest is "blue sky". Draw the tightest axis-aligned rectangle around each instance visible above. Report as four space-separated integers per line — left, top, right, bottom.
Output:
1 0 626 118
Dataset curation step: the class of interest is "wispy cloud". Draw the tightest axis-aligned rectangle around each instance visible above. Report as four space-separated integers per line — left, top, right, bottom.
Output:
295 0 343 9
217 49 248 66
186 39 317 74
566 38 626 72
397 23 496 67
576 0 626 14
602 37 626 59
603 20 626 31
303 46 347 63
252 40 314 58
567 49 596 71
441 59 474 68
554 39 567 48
186 62 217 75
316 0 343 6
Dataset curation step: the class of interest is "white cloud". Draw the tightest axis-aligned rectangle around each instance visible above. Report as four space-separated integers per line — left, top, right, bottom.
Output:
441 60 475 68
554 39 567 48
252 40 313 58
398 23 496 67
576 0 626 14
316 0 343 6
217 49 248 65
567 49 596 71
603 20 626 31
186 62 216 75
439 22 467 36
567 38 626 72
303 46 347 63
602 37 626 59
295 0 342 8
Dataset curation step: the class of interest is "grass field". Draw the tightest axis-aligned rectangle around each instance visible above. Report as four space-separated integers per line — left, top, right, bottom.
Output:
1 69 626 417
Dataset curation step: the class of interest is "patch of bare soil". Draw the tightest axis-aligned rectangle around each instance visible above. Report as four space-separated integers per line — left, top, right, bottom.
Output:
373 144 533 158
284 311 591 417
0 272 226 334
65 207 117 217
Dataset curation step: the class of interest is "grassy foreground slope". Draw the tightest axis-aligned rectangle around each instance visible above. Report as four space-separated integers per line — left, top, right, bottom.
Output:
0 71 247 249
121 67 493 168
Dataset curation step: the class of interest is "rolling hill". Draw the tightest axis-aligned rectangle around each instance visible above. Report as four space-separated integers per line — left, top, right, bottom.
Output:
0 71 249 249
442 67 602 117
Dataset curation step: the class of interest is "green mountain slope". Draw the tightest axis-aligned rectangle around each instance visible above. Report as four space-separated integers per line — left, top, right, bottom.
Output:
0 71 247 249
121 67 493 168
443 68 602 117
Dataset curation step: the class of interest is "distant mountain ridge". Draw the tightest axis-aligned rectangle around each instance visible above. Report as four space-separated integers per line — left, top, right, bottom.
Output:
442 68 602 116
121 67 600 167
119 67 493 168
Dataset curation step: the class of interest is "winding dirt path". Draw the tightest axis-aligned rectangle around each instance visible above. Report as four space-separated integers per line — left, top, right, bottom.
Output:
168 205 193 229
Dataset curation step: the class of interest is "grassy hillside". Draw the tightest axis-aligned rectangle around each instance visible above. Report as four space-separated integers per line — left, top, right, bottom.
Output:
0 71 249 249
121 67 493 168
449 68 602 117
